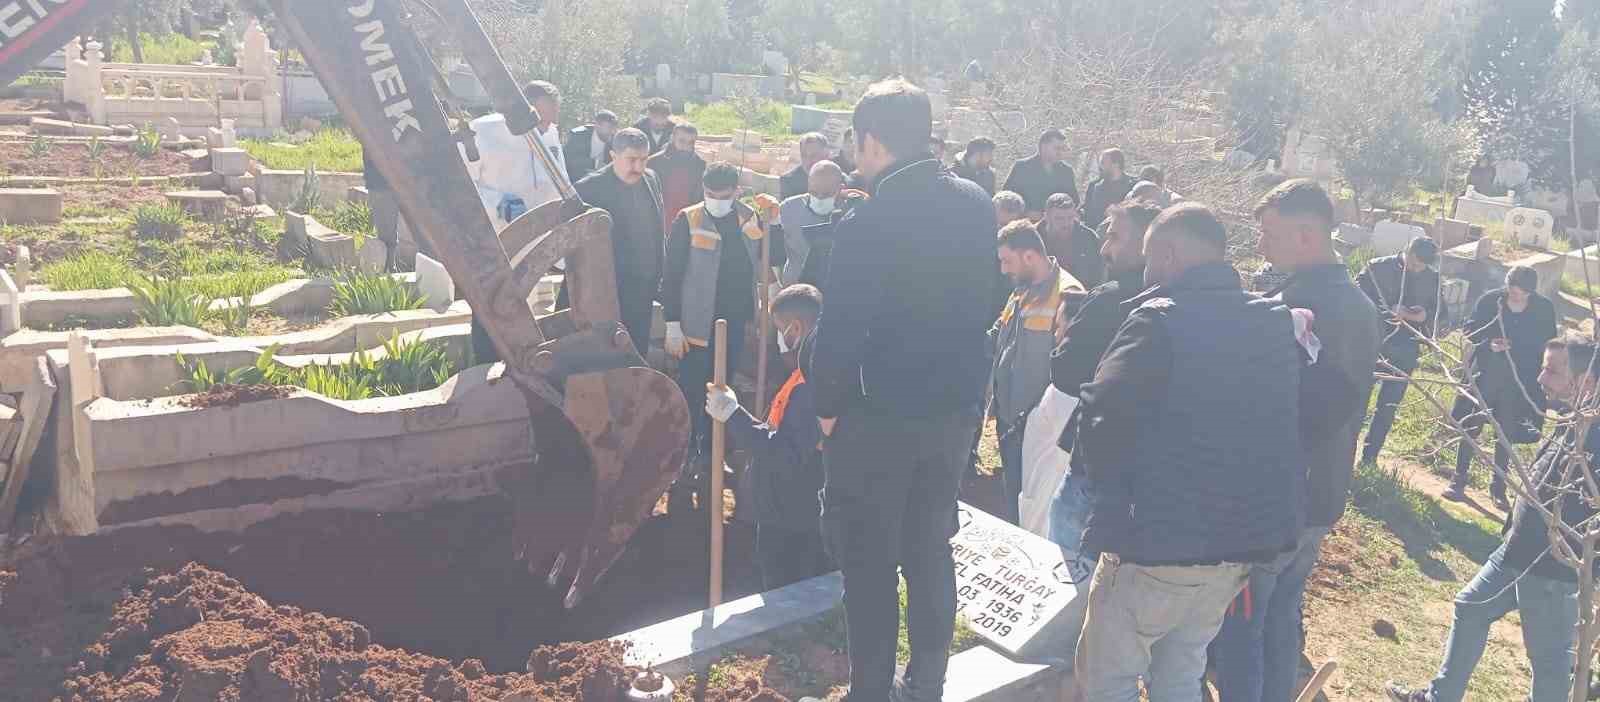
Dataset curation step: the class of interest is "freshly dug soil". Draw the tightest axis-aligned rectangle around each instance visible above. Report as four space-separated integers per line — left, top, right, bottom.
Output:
178 383 294 408
1 496 764 701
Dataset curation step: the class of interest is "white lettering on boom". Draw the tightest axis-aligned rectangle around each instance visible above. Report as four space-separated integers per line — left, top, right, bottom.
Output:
346 1 419 142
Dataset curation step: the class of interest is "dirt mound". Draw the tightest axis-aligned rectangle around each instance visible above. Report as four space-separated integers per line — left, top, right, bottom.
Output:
44 563 642 701
178 384 294 408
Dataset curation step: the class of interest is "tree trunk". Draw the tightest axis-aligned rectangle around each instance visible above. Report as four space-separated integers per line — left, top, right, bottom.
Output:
125 7 144 63
1570 540 1595 702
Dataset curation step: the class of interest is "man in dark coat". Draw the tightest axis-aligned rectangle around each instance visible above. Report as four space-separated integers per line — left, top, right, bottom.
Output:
781 132 832 201
1447 265 1557 508
1001 128 1077 217
646 122 706 233
634 97 676 153
1357 236 1441 464
705 284 831 590
1211 179 1380 702
951 136 997 195
1038 192 1104 289
1072 203 1303 701
563 109 618 180
1388 336 1597 702
1081 147 1136 230
810 79 995 702
571 128 664 354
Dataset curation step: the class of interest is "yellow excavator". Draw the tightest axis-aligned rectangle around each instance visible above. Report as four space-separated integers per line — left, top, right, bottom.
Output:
0 0 690 608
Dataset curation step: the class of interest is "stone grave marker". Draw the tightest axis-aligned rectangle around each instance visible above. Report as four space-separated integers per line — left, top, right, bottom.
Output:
951 502 1078 657
1505 207 1554 250
1454 192 1514 227
358 239 388 274
220 119 238 148
0 188 62 224
655 64 671 87
164 190 230 220
416 253 454 312
161 117 184 143
1434 218 1471 250
210 147 250 177
13 245 30 289
0 268 20 335
1334 223 1372 248
1372 220 1425 257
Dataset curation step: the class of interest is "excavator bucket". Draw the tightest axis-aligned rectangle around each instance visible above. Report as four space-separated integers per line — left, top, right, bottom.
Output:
262 0 689 606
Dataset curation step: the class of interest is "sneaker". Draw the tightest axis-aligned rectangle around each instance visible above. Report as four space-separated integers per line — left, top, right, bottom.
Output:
1440 487 1469 503
1492 491 1511 511
1385 681 1429 701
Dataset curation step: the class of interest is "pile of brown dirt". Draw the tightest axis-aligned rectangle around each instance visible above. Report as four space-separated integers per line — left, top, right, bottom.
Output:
177 383 294 408
39 563 641 701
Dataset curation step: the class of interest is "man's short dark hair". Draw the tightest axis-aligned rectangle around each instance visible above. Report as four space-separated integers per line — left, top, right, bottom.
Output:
1254 178 1335 227
772 283 823 325
611 128 650 154
852 78 932 160
967 137 996 154
1507 264 1539 293
1110 201 1164 237
1138 165 1163 184
1407 236 1440 265
1152 202 1228 254
1100 147 1125 168
1039 129 1067 146
674 122 699 137
1548 335 1600 378
646 97 672 115
1046 191 1079 209
594 110 618 125
704 161 740 190
997 219 1048 255
523 80 559 103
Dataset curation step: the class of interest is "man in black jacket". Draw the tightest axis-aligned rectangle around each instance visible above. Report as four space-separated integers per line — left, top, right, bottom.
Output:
563 110 618 179
1038 192 1105 289
1072 203 1303 701
811 78 994 702
1357 236 1441 464
1081 147 1135 230
1002 128 1077 217
1387 336 1597 702
634 98 676 153
571 128 664 354
781 132 832 201
1211 179 1380 702
951 137 997 195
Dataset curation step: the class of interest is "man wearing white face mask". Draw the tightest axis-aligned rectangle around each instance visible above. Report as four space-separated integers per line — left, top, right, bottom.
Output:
778 160 846 286
662 162 786 511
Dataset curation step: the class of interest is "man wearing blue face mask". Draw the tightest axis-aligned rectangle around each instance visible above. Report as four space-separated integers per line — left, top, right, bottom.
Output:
706 284 831 589
778 160 846 286
662 161 787 512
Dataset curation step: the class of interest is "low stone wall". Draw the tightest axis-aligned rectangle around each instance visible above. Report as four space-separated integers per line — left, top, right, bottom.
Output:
254 169 366 209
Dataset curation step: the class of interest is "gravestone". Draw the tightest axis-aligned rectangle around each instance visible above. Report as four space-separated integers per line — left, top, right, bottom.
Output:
220 119 238 148
762 51 788 77
1495 160 1530 190
165 190 230 220
240 187 257 207
415 253 454 312
1372 220 1424 257
0 188 62 224
655 64 671 87
0 269 20 335
13 245 30 289
161 117 184 143
1505 207 1554 250
1333 224 1371 249
951 502 1078 658
1453 193 1514 228
1434 218 1471 250
210 147 250 177
358 239 388 274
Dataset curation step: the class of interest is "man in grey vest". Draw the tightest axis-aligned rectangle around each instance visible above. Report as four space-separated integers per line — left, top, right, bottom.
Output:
989 219 1082 524
777 160 845 286
661 161 784 510
1072 203 1304 701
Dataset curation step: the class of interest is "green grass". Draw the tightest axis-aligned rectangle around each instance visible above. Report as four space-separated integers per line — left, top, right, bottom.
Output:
108 33 210 65
683 99 792 138
330 270 424 316
1344 245 1377 280
176 335 455 400
317 201 374 245
1562 273 1598 299
242 129 364 172
39 251 139 291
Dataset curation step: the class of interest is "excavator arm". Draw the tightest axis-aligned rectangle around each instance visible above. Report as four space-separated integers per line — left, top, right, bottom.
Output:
1 0 689 607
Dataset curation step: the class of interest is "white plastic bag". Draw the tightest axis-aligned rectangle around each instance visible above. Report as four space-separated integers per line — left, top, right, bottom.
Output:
1019 385 1078 537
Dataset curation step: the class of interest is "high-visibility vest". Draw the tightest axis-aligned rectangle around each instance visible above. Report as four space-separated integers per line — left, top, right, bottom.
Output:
680 202 766 346
993 264 1083 421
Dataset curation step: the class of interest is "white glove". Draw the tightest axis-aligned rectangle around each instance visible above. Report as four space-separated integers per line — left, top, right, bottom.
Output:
705 383 740 423
665 321 687 359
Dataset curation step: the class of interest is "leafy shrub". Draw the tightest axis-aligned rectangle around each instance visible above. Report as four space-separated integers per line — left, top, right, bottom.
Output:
1344 246 1377 279
40 251 138 291
26 135 51 159
109 33 208 65
173 350 266 392
130 277 208 327
331 270 424 316
133 203 189 241
320 201 374 243
290 163 321 214
683 99 793 138
189 268 297 303
176 336 456 401
133 123 163 159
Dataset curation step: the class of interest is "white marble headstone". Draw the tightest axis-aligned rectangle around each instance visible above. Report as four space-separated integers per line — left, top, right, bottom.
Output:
951 502 1078 656
1505 207 1554 250
1372 220 1425 257
0 268 20 335
415 252 454 312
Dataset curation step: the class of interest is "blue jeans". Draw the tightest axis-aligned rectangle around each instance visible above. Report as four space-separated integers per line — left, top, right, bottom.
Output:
1211 525 1330 702
1424 548 1578 702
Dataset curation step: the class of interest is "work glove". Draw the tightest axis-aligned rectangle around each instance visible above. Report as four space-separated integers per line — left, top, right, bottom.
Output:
665 321 687 359
705 383 740 423
497 195 528 223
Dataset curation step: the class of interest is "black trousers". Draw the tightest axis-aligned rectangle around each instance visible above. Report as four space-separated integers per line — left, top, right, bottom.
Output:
673 323 747 490
756 524 831 591
1361 342 1420 464
1449 394 1515 496
823 409 980 701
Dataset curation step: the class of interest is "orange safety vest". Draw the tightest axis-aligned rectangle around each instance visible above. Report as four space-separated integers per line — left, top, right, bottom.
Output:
767 368 806 430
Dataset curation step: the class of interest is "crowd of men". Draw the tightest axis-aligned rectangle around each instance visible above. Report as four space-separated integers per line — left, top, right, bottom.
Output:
442 77 1595 702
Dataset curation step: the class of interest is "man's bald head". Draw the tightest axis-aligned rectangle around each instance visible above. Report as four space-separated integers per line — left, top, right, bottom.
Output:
1144 202 1229 287
808 159 845 199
